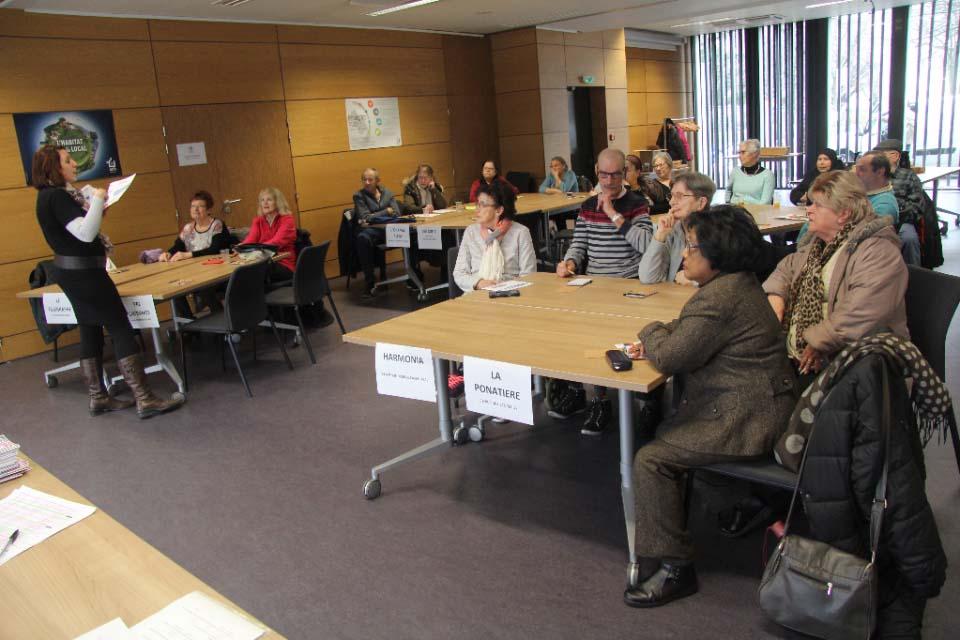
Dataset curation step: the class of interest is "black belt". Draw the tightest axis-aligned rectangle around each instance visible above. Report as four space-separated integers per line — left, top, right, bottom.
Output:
54 255 107 270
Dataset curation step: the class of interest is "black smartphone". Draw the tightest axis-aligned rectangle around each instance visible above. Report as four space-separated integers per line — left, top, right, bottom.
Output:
605 349 633 372
489 289 521 298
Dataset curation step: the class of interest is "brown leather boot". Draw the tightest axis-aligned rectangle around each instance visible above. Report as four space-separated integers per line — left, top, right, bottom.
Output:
117 354 185 419
80 357 134 416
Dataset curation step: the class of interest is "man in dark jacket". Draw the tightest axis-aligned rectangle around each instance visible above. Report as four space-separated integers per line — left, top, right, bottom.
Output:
353 167 401 297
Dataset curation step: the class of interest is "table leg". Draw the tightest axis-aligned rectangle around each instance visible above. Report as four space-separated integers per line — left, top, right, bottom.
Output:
363 358 453 499
618 388 639 584
150 326 185 394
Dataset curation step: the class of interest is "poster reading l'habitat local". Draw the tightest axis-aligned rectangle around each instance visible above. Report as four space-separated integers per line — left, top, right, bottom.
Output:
13 110 123 185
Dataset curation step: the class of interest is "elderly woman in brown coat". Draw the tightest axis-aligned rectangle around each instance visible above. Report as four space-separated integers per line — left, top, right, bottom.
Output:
764 170 908 378
622 206 796 609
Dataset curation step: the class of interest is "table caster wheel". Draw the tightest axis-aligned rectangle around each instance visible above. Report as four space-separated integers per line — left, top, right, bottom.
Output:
363 478 381 500
627 562 641 588
45 375 58 389
468 425 484 442
452 423 469 445
417 292 428 302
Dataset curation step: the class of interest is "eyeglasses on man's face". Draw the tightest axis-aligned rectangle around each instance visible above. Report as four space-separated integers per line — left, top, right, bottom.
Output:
669 192 696 202
597 170 623 180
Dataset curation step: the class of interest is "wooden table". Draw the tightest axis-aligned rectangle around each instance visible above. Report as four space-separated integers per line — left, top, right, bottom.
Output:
0 455 285 639
16 255 271 393
918 166 960 229
343 274 694 583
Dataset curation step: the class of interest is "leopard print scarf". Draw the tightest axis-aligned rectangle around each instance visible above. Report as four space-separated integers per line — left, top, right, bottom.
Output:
783 222 854 353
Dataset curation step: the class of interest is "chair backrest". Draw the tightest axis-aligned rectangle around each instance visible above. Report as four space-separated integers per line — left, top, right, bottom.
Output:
293 241 332 304
505 171 534 194
577 175 593 192
447 246 463 299
224 259 270 332
905 265 960 381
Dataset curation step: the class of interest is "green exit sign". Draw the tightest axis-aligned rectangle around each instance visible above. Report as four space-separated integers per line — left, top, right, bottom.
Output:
581 75 595 84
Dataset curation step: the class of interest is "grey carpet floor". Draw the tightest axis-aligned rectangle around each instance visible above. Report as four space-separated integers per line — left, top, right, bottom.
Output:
2 201 959 639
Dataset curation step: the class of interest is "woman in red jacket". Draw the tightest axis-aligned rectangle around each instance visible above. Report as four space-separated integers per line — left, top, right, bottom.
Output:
242 187 297 281
469 160 519 202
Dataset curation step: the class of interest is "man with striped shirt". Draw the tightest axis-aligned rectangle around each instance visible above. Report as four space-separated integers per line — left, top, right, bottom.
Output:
553 147 654 435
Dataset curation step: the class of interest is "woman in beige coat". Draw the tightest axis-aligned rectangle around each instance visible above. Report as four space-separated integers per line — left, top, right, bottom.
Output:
764 170 908 377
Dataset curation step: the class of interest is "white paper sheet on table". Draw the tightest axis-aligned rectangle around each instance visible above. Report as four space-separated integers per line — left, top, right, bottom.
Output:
131 592 265 640
483 280 533 292
0 486 96 565
413 212 442 218
74 618 135 640
106 174 137 207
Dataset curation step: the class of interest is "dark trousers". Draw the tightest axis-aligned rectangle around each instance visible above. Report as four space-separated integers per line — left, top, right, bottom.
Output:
356 227 386 288
633 439 760 562
79 322 139 362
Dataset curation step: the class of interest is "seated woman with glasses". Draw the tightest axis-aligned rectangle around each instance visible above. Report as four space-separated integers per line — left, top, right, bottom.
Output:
727 139 775 205
622 206 796 608
453 180 536 292
539 156 578 194
636 151 673 214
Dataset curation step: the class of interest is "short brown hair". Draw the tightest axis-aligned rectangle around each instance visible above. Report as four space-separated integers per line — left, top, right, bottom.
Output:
31 145 67 190
809 170 874 226
191 190 214 209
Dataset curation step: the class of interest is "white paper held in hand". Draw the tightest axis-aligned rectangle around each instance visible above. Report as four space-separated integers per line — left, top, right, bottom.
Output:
375 343 436 402
463 356 534 425
131 591 265 640
106 174 136 207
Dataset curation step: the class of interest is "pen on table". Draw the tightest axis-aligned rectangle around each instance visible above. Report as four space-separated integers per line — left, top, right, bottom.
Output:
0 529 20 558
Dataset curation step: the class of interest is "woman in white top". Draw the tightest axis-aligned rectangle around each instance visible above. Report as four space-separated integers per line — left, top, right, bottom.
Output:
454 181 537 292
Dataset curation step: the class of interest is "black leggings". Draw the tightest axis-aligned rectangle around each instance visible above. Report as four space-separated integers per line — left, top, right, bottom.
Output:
79 322 139 361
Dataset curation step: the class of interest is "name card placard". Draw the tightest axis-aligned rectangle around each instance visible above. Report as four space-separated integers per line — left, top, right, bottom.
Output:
416 225 442 250
42 293 77 324
463 356 534 425
121 295 159 329
385 224 410 248
375 343 436 402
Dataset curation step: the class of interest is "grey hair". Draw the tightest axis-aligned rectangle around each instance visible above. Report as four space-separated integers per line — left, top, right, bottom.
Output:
361 167 379 181
741 139 761 154
672 171 717 203
652 151 672 168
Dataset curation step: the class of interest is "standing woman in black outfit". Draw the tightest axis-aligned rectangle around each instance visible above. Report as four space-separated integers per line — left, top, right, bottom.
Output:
32 145 184 419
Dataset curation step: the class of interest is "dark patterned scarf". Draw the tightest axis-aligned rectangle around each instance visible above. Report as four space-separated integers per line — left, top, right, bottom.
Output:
783 222 854 352
775 333 955 471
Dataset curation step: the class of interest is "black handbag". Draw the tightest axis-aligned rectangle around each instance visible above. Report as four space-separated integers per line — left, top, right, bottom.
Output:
758 365 891 639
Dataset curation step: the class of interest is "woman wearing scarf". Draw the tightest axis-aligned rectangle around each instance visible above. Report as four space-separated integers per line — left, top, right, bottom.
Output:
453 181 536 292
726 138 775 204
764 169 908 382
789 147 845 205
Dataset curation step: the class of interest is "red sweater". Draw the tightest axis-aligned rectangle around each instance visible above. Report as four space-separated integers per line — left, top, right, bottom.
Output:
243 213 297 273
469 176 520 202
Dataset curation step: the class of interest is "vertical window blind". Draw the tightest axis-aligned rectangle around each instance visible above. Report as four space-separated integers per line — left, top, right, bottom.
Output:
758 22 807 187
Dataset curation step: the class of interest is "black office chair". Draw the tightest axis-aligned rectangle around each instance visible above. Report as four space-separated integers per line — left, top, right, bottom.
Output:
577 175 593 192
505 171 534 193
904 265 960 473
266 241 345 365
179 259 293 397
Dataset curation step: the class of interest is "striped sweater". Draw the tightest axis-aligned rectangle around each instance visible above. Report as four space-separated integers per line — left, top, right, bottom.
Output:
563 190 653 277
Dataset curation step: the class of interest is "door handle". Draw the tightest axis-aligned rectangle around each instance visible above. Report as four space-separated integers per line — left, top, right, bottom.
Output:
222 198 241 214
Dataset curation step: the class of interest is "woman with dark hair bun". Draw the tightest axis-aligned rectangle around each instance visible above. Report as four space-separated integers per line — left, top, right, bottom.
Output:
621 205 796 609
32 145 184 419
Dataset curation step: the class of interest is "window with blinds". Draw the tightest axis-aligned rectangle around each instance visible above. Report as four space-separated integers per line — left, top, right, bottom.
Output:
758 22 807 188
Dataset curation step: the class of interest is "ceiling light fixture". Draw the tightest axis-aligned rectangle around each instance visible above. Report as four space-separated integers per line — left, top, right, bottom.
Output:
805 0 855 8
368 0 441 16
669 18 729 28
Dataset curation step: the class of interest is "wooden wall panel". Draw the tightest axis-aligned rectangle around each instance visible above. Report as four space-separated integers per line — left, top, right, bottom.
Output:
603 29 626 51
606 89 628 130
281 44 446 100
110 235 176 269
539 89 568 135
299 206 347 262
499 134 544 180
630 125 661 150
293 142 453 211
153 42 284 106
646 93 686 124
0 114 25 189
564 46 604 87
492 45 539 94
148 19 277 43
536 29 564 45
0 9 148 40
278 26 440 48
627 59 645 90
287 96 450 157
628 92 647 128
490 28 537 50
496 91 541 137
537 44 566 90
1 187 51 265
0 259 45 337
0 329 80 364
0 38 158 112
644 60 685 93
98 172 179 245
563 32 603 48
604 48 627 90
113 108 168 175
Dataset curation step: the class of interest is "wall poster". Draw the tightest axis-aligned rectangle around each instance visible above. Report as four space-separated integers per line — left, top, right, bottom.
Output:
345 97 402 150
13 110 123 185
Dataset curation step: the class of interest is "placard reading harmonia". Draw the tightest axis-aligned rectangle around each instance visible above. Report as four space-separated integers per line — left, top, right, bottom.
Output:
13 110 123 185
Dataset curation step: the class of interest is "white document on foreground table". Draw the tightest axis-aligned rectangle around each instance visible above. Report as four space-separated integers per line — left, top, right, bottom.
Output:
74 618 135 640
132 592 265 640
483 280 533 292
0 486 96 565
464 356 534 425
